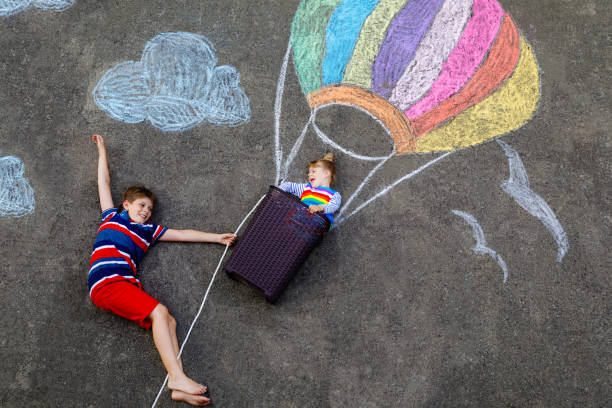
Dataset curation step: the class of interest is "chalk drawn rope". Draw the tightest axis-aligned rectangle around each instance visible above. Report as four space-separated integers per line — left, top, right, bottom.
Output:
452 209 509 283
0 154 35 218
336 147 396 220
274 39 293 186
151 194 266 408
336 151 454 226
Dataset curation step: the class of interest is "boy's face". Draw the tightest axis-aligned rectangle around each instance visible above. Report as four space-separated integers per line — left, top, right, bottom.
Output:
308 164 331 188
123 196 154 224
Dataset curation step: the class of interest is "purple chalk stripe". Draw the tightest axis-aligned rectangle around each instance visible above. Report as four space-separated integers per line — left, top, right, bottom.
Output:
405 0 504 118
371 0 445 99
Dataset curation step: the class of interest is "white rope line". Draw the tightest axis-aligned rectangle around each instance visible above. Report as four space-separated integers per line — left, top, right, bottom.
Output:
336 151 455 226
151 194 266 407
281 110 314 182
274 40 292 186
336 148 396 220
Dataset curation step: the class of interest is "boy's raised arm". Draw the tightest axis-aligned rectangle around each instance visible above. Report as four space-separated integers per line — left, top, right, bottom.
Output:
92 134 114 211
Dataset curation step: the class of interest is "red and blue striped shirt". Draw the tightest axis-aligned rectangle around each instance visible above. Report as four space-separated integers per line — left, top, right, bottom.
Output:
88 208 167 297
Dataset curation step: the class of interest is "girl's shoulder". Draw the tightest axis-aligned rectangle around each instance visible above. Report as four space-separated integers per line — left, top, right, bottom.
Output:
308 183 338 194
311 184 339 196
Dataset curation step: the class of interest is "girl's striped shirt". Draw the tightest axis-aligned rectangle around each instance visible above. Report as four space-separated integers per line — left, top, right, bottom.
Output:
88 208 167 297
279 182 341 224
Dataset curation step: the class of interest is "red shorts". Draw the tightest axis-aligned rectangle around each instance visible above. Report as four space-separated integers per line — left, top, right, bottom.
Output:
91 281 159 329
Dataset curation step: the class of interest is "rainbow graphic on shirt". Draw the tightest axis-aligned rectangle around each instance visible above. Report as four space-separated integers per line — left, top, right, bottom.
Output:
300 184 338 224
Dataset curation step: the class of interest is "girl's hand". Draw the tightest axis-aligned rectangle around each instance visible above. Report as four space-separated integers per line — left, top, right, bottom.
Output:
308 204 325 213
218 233 237 246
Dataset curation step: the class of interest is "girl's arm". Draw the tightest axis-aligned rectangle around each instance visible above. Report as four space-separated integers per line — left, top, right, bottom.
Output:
93 134 114 211
159 228 237 245
279 181 306 197
322 192 342 214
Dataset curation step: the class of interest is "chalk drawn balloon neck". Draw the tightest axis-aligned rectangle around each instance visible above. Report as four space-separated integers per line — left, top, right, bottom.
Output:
309 87 417 154
311 108 393 162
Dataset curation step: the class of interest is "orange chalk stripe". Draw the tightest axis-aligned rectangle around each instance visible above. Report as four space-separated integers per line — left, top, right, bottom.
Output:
308 85 416 154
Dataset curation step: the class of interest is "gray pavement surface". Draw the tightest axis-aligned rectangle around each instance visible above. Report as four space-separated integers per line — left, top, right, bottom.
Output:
0 0 610 407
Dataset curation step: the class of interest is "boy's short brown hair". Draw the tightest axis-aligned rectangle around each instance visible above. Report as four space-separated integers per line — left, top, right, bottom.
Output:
122 186 157 207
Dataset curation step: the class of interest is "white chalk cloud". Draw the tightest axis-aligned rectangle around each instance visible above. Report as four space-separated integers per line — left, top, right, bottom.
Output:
0 0 75 16
0 153 35 218
93 32 251 132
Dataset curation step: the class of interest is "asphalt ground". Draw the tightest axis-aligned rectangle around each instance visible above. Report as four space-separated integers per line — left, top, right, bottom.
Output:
0 0 609 406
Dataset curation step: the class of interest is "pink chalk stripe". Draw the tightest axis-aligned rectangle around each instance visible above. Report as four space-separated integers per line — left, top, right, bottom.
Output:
405 0 503 119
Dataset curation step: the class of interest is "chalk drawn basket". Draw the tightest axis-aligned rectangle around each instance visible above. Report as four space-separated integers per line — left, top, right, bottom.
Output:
224 186 331 302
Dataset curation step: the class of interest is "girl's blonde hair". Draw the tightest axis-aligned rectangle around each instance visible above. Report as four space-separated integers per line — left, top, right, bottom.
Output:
309 153 337 184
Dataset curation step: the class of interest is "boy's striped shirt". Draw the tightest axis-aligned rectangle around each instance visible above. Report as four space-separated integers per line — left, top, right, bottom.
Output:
89 208 166 297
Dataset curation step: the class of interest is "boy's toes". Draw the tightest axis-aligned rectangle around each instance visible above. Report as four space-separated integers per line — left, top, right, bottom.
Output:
171 390 210 406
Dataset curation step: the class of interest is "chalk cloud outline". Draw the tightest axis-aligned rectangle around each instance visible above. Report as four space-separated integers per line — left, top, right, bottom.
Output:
0 0 74 16
0 153 35 218
93 32 251 132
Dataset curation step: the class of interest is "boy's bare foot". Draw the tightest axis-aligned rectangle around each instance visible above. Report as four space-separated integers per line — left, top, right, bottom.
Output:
167 374 207 396
171 390 210 406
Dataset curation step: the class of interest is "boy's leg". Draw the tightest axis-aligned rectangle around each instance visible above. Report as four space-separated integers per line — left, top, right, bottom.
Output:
165 310 183 371
164 316 212 406
149 304 207 396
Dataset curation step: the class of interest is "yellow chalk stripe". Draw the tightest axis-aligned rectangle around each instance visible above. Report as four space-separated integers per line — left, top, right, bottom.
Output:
342 0 408 89
415 37 540 153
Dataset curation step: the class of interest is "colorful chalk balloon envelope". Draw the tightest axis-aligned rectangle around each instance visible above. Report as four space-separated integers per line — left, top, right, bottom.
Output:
290 0 540 155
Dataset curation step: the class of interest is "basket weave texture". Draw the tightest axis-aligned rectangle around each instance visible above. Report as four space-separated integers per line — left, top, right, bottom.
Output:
224 186 330 302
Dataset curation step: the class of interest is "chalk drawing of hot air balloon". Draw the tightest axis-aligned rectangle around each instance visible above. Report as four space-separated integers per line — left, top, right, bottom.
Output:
152 5 548 399
273 0 541 225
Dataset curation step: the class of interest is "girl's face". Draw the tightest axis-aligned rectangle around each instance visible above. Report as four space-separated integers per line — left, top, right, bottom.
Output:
123 197 153 224
308 164 331 188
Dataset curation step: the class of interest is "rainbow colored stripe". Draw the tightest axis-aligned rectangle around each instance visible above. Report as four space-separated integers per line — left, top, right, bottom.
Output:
290 0 540 154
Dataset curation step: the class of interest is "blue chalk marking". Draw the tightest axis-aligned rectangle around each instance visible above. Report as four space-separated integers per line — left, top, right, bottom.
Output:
93 32 251 132
322 0 380 85
497 139 569 262
0 153 35 218
452 210 509 283
0 0 75 16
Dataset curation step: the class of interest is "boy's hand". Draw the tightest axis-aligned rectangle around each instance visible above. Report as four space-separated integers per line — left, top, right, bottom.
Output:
218 233 237 246
308 204 325 213
92 134 106 152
